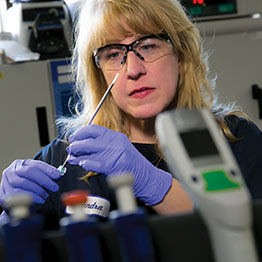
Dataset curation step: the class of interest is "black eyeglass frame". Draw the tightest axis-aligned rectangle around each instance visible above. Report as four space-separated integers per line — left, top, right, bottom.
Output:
93 34 172 69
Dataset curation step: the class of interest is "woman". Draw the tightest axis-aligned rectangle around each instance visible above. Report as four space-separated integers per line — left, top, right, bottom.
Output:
1 0 261 230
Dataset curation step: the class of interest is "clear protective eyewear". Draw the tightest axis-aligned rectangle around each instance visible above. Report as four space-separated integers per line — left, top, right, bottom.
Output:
93 34 173 71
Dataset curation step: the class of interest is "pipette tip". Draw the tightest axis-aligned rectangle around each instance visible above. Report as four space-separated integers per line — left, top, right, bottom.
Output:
57 72 119 176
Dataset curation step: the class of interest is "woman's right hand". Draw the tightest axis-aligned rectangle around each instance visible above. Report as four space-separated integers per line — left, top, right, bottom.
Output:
0 159 60 207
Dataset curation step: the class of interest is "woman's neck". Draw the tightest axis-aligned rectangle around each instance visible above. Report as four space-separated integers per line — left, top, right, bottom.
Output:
128 116 156 144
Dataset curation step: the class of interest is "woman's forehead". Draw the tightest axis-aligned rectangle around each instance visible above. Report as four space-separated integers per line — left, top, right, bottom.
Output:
98 28 160 48
105 32 147 45
96 15 161 45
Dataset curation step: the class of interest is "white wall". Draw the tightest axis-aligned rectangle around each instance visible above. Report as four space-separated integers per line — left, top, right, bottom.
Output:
201 24 262 128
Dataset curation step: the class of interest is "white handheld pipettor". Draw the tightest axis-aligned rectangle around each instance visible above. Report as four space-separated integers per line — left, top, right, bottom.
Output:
58 73 119 175
156 108 258 262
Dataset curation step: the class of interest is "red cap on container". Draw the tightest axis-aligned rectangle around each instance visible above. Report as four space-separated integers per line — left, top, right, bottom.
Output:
61 190 88 206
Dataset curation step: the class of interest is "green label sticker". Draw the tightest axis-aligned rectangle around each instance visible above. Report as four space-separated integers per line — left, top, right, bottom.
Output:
202 170 241 192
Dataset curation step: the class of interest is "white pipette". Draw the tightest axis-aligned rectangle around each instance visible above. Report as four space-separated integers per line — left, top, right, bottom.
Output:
156 108 258 262
58 73 119 175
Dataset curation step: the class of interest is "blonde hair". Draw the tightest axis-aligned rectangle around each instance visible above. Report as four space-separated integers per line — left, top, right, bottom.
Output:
57 0 246 179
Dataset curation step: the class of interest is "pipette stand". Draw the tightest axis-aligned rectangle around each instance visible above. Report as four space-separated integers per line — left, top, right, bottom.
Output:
2 194 43 262
60 190 103 262
108 174 155 262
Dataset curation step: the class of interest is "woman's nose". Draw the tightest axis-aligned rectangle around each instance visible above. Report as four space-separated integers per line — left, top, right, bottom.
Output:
124 51 146 79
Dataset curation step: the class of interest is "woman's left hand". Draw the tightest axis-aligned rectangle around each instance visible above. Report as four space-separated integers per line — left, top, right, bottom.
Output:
67 125 172 206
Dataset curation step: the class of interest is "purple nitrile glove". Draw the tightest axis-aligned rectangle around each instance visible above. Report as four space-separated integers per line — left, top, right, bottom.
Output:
0 159 60 207
67 125 172 206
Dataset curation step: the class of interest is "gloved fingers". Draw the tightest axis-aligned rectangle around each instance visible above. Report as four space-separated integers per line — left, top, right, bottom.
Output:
68 156 106 173
4 174 50 199
6 160 60 193
21 159 61 180
68 124 107 142
67 139 104 156
15 167 59 193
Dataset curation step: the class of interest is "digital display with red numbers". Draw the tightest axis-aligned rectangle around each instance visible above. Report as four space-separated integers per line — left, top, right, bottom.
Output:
191 0 230 5
192 0 204 4
181 0 237 17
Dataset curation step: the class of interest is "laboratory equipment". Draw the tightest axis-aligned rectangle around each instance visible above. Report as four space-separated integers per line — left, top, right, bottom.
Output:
60 190 103 262
108 174 155 262
5 0 72 59
155 108 258 262
0 58 76 179
181 0 262 35
1 194 44 262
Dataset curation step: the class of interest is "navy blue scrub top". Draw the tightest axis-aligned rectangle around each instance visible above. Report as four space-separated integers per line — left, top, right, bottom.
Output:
34 116 262 230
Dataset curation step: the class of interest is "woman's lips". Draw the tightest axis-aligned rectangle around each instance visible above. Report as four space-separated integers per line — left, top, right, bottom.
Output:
129 87 155 98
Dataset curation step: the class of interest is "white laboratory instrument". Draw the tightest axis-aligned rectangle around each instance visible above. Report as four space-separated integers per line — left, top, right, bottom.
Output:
5 0 72 59
156 108 258 262
181 0 262 35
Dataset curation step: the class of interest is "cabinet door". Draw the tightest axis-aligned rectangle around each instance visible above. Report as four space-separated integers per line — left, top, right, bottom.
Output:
0 61 56 174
